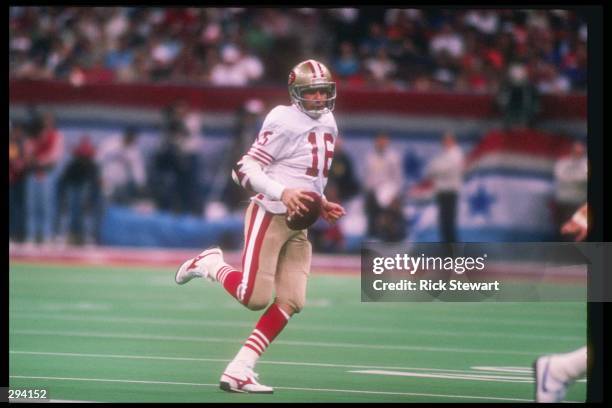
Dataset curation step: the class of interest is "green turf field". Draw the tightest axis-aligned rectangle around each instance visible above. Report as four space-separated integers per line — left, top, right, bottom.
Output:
9 262 587 402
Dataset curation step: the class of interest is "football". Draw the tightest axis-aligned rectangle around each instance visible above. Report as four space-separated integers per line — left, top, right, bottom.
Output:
285 191 322 230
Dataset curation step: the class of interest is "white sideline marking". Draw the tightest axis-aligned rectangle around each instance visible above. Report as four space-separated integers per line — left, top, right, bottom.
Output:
350 369 533 383
470 366 586 383
8 375 537 402
9 329 540 356
7 350 533 374
9 312 584 341
472 366 533 373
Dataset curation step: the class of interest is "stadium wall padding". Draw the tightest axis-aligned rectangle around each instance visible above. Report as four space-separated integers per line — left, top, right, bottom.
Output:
99 205 244 249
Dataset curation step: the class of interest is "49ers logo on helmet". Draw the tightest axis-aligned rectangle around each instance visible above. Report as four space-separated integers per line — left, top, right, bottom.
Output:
288 70 296 85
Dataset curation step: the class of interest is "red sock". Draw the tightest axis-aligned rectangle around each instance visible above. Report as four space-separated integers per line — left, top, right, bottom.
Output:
216 265 242 301
243 303 290 357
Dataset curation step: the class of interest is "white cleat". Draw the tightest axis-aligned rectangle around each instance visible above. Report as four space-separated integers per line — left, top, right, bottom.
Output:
175 247 223 285
533 355 569 403
219 360 274 394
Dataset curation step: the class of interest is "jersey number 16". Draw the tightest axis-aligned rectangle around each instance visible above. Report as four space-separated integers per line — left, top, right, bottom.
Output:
306 132 334 177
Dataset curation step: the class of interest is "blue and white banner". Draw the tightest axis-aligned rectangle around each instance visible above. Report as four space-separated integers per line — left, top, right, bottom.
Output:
407 129 579 242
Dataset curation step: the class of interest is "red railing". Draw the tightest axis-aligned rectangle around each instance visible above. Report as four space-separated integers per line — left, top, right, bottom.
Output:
9 79 586 119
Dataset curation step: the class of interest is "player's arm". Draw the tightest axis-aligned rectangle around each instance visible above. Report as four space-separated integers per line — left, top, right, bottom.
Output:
232 156 313 215
231 114 288 201
561 203 588 241
232 155 284 199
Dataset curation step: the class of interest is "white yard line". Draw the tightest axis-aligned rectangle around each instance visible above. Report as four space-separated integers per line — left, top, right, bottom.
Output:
350 369 585 385
7 350 534 374
9 302 587 329
9 312 584 341
9 329 541 356
350 369 533 383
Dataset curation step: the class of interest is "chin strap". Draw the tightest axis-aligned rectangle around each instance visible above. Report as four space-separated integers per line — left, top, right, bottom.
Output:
295 103 325 118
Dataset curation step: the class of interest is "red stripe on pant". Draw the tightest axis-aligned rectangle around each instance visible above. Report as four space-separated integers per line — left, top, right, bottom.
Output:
221 204 272 305
221 204 259 301
242 212 273 305
242 204 260 271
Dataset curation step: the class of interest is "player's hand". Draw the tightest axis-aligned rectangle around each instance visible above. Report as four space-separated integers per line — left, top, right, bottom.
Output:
281 188 314 217
561 219 587 242
321 197 346 224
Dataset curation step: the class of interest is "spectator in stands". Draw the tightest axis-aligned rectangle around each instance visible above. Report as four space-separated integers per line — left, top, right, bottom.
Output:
376 195 407 242
535 62 571 95
174 99 204 215
210 44 264 86
97 126 146 205
463 10 499 37
328 8 360 45
553 140 587 240
132 49 155 81
150 121 181 212
364 47 398 88
424 131 464 243
179 99 204 140
326 136 360 203
430 22 465 61
359 22 389 58
104 32 135 74
561 41 586 90
168 37 207 84
364 132 404 239
25 111 64 245
149 33 182 81
333 41 361 80
431 51 458 90
8 8 589 94
496 62 540 129
455 55 491 94
9 121 30 243
150 121 199 214
56 136 102 246
237 43 266 85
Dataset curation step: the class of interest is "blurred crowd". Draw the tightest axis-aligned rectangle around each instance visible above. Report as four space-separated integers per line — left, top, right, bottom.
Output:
9 104 587 250
10 7 587 93
8 104 204 247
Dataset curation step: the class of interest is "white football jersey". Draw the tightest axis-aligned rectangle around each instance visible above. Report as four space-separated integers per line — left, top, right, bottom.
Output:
245 103 338 214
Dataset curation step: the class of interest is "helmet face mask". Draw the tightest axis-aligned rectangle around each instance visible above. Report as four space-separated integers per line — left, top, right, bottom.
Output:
288 60 336 116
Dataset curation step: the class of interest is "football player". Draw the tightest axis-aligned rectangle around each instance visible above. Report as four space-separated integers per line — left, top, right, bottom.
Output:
534 203 587 402
175 59 346 393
